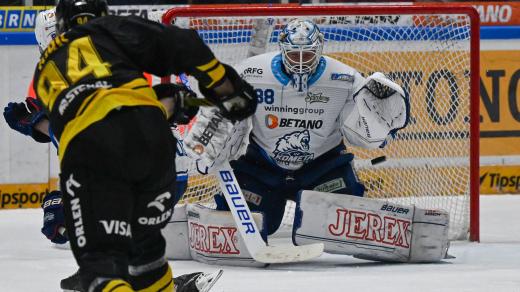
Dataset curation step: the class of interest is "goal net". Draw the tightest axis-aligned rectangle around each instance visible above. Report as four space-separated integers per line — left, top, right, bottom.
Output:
161 5 480 241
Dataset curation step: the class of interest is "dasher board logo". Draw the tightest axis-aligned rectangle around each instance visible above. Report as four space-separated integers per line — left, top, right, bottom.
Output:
0 188 50 209
108 5 172 19
0 7 49 31
273 129 314 166
480 169 520 193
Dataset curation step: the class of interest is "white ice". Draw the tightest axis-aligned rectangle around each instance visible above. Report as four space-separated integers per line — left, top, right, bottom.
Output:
1 195 519 292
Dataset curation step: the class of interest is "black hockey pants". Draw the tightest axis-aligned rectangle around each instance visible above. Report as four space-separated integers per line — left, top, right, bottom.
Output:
59 106 177 291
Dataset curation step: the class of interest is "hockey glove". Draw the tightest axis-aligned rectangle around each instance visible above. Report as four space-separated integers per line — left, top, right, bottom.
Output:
3 97 51 143
41 191 68 244
198 63 257 122
348 72 410 149
153 83 200 125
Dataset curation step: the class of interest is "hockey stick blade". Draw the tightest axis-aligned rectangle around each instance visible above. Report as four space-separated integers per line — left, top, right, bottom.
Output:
254 243 324 264
215 162 324 264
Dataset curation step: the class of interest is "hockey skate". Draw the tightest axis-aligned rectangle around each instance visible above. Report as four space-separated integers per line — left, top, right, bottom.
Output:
174 269 223 292
61 269 223 292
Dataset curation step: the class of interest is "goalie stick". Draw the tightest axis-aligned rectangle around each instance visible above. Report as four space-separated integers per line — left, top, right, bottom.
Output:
214 161 324 264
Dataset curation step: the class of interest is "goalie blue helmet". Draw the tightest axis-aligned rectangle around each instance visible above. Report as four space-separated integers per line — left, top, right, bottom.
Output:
279 19 324 76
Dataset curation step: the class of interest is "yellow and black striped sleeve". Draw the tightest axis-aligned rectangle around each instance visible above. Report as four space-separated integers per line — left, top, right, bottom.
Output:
95 16 227 89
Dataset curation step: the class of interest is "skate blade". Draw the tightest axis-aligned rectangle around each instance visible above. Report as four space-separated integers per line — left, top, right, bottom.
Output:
197 269 224 292
253 243 324 264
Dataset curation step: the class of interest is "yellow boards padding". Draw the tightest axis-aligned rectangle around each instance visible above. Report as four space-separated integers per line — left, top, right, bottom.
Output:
480 165 520 194
479 50 520 157
0 178 58 209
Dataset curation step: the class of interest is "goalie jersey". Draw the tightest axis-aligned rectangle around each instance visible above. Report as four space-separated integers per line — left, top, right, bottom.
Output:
235 52 368 170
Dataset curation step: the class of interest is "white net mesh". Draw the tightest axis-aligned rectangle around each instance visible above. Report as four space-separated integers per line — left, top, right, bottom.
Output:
164 7 477 240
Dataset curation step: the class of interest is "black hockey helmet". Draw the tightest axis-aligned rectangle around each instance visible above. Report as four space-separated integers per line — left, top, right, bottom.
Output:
55 0 108 34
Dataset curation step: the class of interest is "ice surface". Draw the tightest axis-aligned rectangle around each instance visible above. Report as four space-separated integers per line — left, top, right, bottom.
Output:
1 195 519 292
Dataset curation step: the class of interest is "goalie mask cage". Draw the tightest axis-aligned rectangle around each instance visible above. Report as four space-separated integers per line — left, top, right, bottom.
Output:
162 5 480 241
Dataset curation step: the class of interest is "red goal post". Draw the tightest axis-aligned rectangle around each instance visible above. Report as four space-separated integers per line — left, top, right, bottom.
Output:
162 5 480 241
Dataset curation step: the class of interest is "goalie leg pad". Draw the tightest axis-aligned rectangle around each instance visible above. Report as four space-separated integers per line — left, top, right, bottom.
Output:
409 208 450 262
187 204 267 267
293 190 449 263
162 204 192 260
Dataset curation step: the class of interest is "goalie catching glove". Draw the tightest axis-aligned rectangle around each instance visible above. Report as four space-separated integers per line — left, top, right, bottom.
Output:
198 63 257 122
342 72 410 149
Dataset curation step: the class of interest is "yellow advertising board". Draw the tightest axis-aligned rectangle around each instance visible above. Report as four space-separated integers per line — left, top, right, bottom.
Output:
0 178 58 209
0 6 51 31
480 165 520 194
480 50 520 157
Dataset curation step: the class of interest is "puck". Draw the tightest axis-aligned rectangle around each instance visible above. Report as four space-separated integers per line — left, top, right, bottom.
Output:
371 156 386 165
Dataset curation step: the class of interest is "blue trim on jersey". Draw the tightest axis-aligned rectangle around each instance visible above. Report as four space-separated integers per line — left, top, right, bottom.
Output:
49 126 59 149
271 54 290 86
176 172 188 182
307 57 326 86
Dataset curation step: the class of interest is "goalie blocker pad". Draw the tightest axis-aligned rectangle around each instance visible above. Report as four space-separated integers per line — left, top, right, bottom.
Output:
162 204 267 267
293 190 450 263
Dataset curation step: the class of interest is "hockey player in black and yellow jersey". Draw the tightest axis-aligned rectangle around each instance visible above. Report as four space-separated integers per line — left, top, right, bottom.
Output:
32 0 257 291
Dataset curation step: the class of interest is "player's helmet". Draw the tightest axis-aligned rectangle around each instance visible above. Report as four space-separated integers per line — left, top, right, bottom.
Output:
55 0 108 34
35 8 57 54
279 19 324 75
